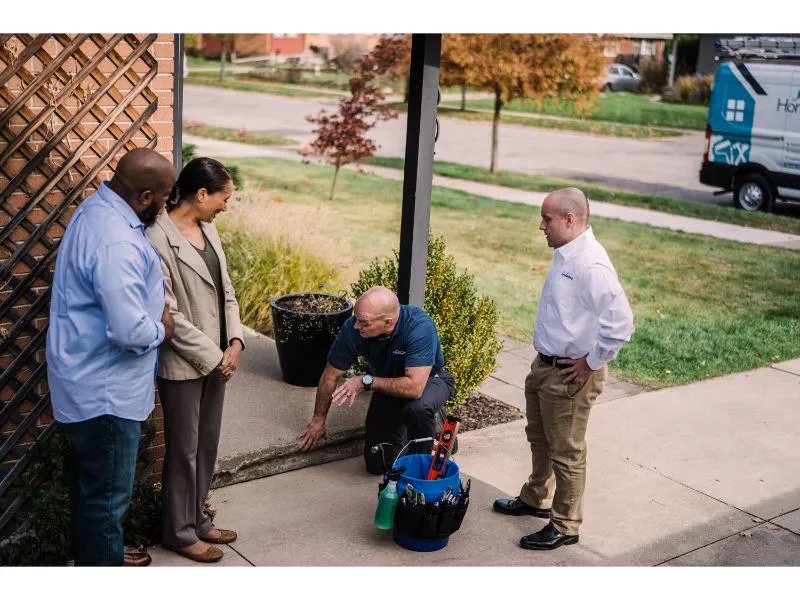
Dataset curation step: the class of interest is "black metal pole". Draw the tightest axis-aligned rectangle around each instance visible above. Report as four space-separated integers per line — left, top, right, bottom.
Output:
397 34 441 307
172 34 184 173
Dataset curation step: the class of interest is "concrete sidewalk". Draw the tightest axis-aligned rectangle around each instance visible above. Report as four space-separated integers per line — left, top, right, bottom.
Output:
148 327 800 566
185 133 800 251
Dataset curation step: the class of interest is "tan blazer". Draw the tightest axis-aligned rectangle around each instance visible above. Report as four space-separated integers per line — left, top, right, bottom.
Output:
146 211 244 381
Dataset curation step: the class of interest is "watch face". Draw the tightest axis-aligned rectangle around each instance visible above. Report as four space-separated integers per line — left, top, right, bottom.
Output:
363 374 374 385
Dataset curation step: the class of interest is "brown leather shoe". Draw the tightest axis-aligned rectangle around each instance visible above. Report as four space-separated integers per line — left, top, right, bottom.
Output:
199 528 237 544
166 543 224 563
123 549 152 567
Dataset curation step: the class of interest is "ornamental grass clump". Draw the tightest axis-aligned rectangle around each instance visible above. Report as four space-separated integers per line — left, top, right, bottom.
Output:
217 220 340 337
352 235 501 409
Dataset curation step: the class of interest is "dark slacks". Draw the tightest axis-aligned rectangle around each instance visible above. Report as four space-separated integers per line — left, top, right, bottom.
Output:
157 372 225 548
363 371 455 474
64 414 141 566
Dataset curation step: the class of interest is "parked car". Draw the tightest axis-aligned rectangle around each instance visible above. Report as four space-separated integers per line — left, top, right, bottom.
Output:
602 63 641 92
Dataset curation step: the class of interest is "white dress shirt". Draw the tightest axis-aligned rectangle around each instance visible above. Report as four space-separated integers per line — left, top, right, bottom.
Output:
533 227 634 370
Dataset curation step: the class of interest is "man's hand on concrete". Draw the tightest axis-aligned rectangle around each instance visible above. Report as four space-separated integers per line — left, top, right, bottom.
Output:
558 355 592 384
297 417 327 451
161 304 174 344
331 376 364 407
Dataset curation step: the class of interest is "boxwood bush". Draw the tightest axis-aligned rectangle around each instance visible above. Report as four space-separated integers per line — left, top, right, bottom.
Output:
352 235 501 409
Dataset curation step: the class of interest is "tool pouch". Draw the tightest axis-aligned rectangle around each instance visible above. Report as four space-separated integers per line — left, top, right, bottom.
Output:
394 495 425 534
436 504 458 538
419 504 440 538
454 500 468 531
393 496 469 539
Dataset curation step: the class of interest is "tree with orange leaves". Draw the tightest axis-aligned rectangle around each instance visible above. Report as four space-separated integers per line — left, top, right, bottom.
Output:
441 34 606 173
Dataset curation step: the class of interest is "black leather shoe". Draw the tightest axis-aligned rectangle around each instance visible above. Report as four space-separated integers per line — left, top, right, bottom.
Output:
493 497 551 519
519 522 579 550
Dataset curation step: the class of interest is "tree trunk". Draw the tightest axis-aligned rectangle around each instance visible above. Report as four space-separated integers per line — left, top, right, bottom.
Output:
329 163 340 201
219 48 227 81
460 83 466 111
490 92 503 173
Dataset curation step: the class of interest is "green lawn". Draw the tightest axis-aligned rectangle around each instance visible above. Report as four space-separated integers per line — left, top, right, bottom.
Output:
216 156 800 390
185 74 343 98
364 157 800 236
443 92 708 131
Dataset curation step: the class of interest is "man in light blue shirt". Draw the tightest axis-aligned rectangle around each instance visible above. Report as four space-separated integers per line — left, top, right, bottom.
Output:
46 148 176 566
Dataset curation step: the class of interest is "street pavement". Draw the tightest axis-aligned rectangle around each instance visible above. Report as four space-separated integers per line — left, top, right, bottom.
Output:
183 84 716 203
184 133 800 251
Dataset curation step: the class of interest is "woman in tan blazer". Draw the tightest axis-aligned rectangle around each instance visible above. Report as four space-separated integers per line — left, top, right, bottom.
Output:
147 157 244 563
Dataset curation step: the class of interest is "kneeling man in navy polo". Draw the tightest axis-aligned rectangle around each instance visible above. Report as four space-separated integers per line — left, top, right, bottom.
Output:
297 286 455 473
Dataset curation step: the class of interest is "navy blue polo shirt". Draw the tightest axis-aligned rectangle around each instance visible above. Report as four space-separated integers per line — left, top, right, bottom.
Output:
327 305 445 377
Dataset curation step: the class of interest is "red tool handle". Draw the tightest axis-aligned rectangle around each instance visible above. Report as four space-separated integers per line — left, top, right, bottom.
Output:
426 415 460 480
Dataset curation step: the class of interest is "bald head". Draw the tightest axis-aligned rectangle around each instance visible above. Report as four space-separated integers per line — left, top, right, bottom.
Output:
546 187 589 225
357 286 400 317
353 286 401 338
113 148 176 196
539 187 590 248
109 148 177 225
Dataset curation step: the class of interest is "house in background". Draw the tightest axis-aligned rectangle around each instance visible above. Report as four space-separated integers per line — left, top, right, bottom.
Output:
603 34 672 67
195 33 381 63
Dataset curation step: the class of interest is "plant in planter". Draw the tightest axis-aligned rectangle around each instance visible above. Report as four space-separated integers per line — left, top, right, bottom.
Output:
270 293 353 386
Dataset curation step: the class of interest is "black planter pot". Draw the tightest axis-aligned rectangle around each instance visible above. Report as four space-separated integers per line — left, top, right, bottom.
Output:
270 293 353 387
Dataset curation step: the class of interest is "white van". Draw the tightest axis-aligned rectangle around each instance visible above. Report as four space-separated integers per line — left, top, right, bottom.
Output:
700 60 800 211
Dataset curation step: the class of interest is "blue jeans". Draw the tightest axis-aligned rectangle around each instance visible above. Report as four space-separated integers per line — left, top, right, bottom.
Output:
64 415 141 566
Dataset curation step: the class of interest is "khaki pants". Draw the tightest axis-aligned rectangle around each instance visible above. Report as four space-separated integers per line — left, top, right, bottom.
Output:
519 355 606 536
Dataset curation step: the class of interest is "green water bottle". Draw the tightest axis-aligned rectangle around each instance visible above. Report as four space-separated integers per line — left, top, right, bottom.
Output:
374 473 401 530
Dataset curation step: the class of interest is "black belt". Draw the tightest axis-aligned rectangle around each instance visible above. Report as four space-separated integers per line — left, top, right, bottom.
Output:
538 353 570 369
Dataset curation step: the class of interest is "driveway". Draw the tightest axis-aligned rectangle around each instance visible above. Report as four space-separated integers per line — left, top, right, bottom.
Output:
184 84 721 204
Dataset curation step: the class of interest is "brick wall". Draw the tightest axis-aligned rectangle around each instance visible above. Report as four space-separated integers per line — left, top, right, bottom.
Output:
0 34 176 533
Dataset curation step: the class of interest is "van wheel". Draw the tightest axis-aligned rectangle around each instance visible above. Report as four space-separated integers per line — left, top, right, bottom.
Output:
734 173 773 212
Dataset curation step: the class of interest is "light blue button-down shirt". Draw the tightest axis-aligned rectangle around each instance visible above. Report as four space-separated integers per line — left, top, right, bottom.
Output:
46 182 165 423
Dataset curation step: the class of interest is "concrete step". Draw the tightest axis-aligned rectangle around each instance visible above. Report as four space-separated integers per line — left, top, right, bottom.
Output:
211 327 368 488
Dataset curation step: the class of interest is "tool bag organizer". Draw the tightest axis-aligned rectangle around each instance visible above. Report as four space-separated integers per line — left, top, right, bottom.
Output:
380 455 470 551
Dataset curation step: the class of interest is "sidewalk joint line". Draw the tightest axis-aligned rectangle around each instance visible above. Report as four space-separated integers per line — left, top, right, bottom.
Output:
653 523 762 566
633 461 761 518
227 543 255 566
769 366 800 378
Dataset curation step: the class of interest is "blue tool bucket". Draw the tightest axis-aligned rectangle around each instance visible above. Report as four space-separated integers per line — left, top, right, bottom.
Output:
391 454 462 552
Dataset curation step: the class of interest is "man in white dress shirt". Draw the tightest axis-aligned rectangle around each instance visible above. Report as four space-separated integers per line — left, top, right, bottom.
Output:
493 187 634 551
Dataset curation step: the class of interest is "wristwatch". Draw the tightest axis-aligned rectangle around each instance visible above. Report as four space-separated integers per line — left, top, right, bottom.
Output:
361 373 374 391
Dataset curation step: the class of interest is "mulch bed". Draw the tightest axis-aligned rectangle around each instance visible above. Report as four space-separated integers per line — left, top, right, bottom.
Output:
452 393 524 433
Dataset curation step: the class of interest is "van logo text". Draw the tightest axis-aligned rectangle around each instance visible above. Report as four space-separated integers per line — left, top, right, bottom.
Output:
777 98 800 113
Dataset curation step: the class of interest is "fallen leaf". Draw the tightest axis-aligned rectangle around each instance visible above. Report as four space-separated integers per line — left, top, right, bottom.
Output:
739 531 753 538
765 524 780 531
751 517 762 523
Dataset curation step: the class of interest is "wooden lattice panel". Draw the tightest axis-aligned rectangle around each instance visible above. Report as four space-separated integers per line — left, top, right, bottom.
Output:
0 34 167 537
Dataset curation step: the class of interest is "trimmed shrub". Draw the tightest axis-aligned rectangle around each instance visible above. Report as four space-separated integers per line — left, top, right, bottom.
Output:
217 220 340 337
638 59 668 94
666 74 713 105
351 235 502 409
